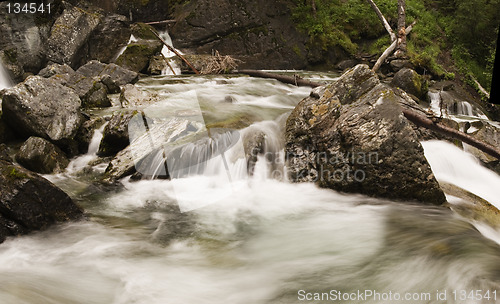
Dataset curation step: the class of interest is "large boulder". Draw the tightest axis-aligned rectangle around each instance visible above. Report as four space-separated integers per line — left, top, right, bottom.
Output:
46 3 101 68
2 76 84 153
286 64 446 205
391 68 428 100
16 137 70 174
0 145 82 244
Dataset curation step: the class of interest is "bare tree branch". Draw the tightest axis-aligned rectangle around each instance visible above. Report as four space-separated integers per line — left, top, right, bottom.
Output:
372 21 415 72
365 0 396 42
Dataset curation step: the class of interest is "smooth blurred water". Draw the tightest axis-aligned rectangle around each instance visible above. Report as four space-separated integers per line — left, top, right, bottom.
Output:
1 74 500 304
0 59 13 90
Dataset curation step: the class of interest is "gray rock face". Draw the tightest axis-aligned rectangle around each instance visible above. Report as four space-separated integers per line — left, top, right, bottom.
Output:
148 55 168 75
170 0 310 70
391 68 427 100
286 64 446 205
0 145 82 244
0 2 52 73
16 137 69 174
2 76 84 151
98 111 136 157
46 3 101 68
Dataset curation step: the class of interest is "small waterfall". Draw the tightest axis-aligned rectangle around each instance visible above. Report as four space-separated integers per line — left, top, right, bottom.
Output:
158 30 181 75
422 140 500 209
66 123 107 174
427 90 488 119
0 58 13 90
113 34 138 62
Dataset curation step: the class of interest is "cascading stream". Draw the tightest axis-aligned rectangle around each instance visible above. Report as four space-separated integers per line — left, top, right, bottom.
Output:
0 58 13 91
1 74 500 304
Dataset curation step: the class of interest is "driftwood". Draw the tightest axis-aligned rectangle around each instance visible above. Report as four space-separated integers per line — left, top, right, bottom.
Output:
372 21 415 72
145 20 177 25
150 29 199 74
472 77 490 99
402 108 500 160
235 69 321 88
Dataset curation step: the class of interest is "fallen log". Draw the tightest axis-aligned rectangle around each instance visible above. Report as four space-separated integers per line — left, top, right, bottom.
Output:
150 29 199 74
145 20 177 25
402 108 500 160
234 69 321 88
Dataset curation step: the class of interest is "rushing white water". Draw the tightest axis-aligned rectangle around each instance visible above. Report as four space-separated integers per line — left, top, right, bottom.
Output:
422 140 500 209
428 90 488 119
158 30 181 75
2 75 500 304
113 34 138 62
65 123 107 175
0 58 13 90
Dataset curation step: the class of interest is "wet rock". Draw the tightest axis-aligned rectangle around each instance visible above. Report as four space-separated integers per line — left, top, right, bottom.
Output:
76 60 139 86
0 49 25 83
462 120 500 172
16 137 69 174
38 63 76 78
82 78 112 108
98 111 137 157
104 118 199 181
391 68 428 100
46 3 101 68
101 74 121 94
286 64 446 205
148 55 168 75
2 76 84 152
243 130 266 176
75 116 106 154
119 84 159 107
0 147 83 243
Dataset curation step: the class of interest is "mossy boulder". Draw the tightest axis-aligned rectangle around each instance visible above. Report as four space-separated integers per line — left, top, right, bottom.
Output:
391 68 428 100
116 41 163 73
0 144 82 244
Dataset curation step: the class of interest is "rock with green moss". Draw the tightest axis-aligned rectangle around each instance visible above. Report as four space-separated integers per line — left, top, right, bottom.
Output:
0 144 82 243
116 40 163 73
286 64 446 205
16 136 70 174
391 68 428 100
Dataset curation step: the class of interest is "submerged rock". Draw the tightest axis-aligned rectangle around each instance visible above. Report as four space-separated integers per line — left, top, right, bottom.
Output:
0 145 82 243
2 76 84 152
286 64 446 205
16 137 69 174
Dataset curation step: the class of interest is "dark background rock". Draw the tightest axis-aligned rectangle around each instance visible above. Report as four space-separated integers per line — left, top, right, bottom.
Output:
286 65 446 205
170 0 311 70
76 60 139 85
16 136 70 174
0 147 82 243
